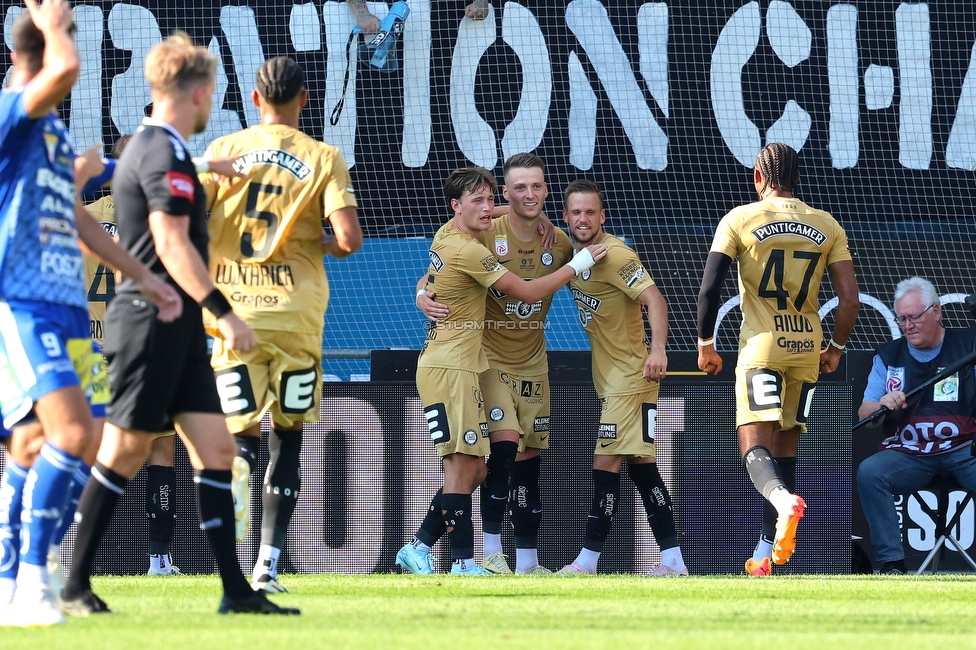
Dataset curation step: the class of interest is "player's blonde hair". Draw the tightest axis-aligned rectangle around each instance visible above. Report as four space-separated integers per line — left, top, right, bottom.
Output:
145 32 215 94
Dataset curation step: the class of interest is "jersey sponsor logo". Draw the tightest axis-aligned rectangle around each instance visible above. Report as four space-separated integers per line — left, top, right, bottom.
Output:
429 250 444 272
881 416 973 454
885 367 905 392
229 292 280 308
425 403 450 445
541 252 553 266
481 255 502 272
617 261 646 288
166 171 195 201
751 220 827 246
463 429 478 445
40 250 83 279
488 286 506 299
577 305 593 328
280 365 319 413
495 236 508 256
571 287 601 311
505 300 543 320
480 422 489 437
100 221 118 237
597 423 617 439
214 263 295 287
214 365 258 416
233 148 313 181
533 416 550 432
581 269 591 281
36 168 76 202
641 404 657 444
746 368 783 411
489 407 504 421
776 337 816 353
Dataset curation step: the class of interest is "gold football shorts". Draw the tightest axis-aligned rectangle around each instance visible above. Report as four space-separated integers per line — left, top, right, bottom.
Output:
594 385 659 458
211 328 322 433
734 363 818 433
480 368 550 452
416 366 490 458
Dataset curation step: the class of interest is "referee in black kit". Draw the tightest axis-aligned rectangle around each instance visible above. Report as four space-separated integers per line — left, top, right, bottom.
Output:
60 33 299 616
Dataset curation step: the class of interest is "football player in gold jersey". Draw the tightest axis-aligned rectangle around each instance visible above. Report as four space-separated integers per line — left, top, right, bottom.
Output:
556 180 688 576
201 57 361 592
418 153 573 574
697 143 859 575
396 167 606 575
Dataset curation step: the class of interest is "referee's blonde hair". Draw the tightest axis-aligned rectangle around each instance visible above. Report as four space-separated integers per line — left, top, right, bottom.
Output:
145 32 215 94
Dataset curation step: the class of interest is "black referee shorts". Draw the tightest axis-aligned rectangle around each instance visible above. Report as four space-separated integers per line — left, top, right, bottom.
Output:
103 292 222 433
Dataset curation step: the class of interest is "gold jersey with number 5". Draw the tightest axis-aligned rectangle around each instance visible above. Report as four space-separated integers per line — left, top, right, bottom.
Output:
201 124 358 336
710 196 852 368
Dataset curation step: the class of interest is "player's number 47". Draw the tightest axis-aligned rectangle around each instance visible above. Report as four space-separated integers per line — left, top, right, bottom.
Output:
758 248 822 311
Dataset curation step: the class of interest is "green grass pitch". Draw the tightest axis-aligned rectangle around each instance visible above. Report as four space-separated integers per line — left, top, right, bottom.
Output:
3 573 975 649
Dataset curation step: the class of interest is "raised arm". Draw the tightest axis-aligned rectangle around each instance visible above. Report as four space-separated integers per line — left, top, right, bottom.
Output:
21 0 79 118
490 243 606 304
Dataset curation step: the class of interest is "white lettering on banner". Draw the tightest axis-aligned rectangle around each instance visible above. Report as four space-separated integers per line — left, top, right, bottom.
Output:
108 4 159 138
906 490 975 552
897 3 932 170
827 4 858 169
567 0 668 171
7 2 975 171
451 5 496 169
946 39 976 170
287 398 385 574
71 6 104 150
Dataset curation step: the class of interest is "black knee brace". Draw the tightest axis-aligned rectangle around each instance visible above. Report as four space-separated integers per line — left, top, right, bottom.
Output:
480 440 517 535
762 456 797 538
509 456 542 548
583 469 620 552
628 462 678 550
743 445 785 499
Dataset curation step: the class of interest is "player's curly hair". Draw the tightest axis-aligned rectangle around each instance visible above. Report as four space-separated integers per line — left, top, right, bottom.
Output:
145 32 215 94
563 179 604 210
755 142 800 195
256 56 305 105
503 152 545 178
444 167 497 205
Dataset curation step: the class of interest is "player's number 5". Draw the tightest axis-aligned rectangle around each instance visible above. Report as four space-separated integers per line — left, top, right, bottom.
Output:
241 182 282 259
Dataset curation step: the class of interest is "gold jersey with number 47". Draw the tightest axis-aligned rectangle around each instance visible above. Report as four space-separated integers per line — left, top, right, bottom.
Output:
201 124 358 335
710 196 852 367
82 195 119 345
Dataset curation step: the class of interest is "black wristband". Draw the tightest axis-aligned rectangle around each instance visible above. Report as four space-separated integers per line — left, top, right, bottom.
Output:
200 288 232 319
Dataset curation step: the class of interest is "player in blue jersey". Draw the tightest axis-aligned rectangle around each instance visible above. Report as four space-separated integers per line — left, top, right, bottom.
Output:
0 0 181 627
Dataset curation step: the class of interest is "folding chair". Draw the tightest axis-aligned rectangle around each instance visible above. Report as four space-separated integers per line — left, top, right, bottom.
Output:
915 473 976 574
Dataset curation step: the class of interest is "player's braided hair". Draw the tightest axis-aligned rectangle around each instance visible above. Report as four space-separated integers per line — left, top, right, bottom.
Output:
564 178 604 210
256 56 305 105
444 167 497 205
755 142 800 195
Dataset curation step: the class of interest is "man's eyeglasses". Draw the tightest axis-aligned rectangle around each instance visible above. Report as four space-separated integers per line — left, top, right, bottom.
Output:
896 304 934 327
